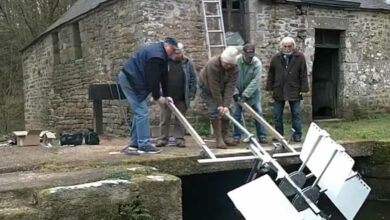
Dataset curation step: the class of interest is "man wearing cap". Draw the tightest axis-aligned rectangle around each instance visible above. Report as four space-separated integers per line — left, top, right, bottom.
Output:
117 37 178 154
198 46 239 149
266 36 309 142
232 44 267 144
156 43 197 148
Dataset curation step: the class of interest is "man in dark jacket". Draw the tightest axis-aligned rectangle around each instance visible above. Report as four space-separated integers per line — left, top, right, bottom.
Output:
198 46 239 149
156 43 197 148
117 37 178 154
266 37 309 142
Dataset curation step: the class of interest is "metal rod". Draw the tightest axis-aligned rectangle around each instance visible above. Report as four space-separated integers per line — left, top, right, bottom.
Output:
167 101 216 159
312 149 338 187
224 111 321 214
298 135 324 172
198 155 258 163
240 102 297 153
272 152 301 158
306 173 314 179
247 159 262 182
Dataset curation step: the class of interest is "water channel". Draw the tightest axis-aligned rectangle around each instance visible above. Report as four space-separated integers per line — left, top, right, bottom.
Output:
182 167 388 220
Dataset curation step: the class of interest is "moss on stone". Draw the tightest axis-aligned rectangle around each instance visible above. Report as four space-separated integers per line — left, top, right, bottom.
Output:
370 141 390 164
0 207 39 220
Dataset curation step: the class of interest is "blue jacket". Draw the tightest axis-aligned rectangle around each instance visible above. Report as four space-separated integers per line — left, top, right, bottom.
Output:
122 42 168 100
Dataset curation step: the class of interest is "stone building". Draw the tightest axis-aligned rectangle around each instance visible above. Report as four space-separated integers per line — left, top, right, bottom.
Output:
22 0 390 135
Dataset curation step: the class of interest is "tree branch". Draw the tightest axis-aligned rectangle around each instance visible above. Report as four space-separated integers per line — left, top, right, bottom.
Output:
50 0 60 20
16 2 35 36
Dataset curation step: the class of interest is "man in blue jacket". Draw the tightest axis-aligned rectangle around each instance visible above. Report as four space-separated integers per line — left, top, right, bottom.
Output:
156 43 197 148
232 44 267 144
117 37 178 154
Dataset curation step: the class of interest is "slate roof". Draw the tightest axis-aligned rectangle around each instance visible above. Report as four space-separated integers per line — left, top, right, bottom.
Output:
360 0 390 9
45 0 111 34
288 0 390 10
22 0 111 50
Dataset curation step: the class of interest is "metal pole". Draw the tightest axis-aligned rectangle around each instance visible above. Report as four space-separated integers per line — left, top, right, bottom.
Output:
240 102 297 153
167 101 216 159
224 112 322 215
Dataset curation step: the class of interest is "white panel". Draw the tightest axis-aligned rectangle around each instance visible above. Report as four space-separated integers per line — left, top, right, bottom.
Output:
300 123 329 162
318 151 354 198
305 136 344 177
299 208 323 220
326 175 371 220
228 175 302 220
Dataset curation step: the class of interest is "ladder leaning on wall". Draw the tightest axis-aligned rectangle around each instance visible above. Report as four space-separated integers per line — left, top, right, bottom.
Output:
201 0 227 59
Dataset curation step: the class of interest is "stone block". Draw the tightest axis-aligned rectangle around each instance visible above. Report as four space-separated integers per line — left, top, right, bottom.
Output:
36 171 182 220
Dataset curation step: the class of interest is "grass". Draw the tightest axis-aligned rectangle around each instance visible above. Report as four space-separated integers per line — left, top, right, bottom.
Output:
314 114 390 141
193 113 390 142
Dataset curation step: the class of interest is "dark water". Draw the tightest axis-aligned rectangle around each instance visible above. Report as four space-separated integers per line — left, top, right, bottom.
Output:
181 169 389 220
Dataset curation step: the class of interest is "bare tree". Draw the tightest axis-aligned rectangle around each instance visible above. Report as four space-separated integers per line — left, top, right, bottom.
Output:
0 0 76 133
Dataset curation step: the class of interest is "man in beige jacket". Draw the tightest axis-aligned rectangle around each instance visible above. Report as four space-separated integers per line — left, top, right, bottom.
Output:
198 46 239 148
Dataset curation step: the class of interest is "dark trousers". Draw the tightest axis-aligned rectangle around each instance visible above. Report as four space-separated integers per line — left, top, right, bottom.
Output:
232 101 267 140
273 100 302 139
158 100 187 140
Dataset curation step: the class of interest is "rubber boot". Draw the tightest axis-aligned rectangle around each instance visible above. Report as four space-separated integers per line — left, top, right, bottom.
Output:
211 119 226 149
222 119 236 146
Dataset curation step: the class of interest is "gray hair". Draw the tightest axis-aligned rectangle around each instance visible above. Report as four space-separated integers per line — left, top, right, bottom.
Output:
280 37 296 48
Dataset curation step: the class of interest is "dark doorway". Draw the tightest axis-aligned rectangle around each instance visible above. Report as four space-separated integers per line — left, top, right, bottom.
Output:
222 0 246 42
312 29 342 119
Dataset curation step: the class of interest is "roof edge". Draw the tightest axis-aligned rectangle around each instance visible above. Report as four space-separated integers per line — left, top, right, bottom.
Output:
21 0 114 52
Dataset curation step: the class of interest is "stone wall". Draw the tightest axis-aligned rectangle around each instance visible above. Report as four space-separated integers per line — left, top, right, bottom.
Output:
248 1 390 119
23 0 390 135
356 141 390 201
0 166 182 220
22 37 54 130
48 0 144 134
22 0 208 135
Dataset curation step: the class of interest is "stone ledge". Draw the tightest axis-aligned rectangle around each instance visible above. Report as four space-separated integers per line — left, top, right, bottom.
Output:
0 207 39 220
0 166 181 220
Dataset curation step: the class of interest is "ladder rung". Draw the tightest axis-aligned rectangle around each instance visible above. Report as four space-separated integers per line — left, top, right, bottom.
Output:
209 45 225 48
208 30 223 33
205 15 222 18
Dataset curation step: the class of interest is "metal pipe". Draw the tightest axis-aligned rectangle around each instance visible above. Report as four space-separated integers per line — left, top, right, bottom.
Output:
298 135 324 172
240 102 297 153
167 101 216 159
224 111 321 214
198 155 258 163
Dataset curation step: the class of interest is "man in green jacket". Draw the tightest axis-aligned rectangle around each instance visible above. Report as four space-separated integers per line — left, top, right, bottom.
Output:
232 44 267 144
198 46 239 149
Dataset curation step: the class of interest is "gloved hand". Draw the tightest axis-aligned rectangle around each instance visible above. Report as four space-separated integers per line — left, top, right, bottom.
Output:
233 94 241 102
241 96 248 103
